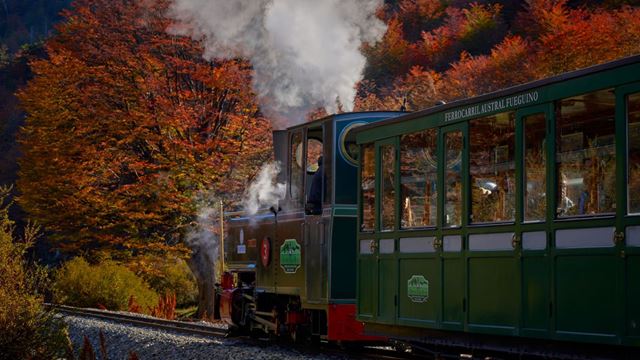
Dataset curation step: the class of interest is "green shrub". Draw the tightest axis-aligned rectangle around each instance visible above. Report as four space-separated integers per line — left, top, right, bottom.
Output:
53 257 159 312
134 257 198 308
0 185 69 359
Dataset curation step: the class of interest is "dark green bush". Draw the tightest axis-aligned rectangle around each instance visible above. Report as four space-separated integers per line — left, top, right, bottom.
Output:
53 257 159 312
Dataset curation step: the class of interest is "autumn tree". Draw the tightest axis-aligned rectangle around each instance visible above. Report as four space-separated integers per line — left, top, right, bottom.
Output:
18 0 270 317
358 0 640 112
533 3 640 75
438 35 536 101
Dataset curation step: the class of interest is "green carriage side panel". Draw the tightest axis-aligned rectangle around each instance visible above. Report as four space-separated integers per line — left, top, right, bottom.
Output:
468 257 518 332
442 258 464 327
398 258 439 326
330 215 357 299
358 256 376 319
521 256 550 334
377 257 397 324
555 255 619 336
628 256 640 338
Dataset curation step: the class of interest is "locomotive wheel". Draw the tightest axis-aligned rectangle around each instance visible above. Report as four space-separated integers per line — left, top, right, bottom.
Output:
291 325 316 345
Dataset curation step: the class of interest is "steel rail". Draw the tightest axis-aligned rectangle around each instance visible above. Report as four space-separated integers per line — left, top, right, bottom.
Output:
47 304 228 338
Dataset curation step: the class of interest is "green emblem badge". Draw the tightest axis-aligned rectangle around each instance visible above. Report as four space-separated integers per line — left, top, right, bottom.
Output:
280 239 301 274
407 275 429 303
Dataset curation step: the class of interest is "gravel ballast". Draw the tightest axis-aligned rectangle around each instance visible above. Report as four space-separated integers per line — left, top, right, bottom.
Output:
62 314 348 360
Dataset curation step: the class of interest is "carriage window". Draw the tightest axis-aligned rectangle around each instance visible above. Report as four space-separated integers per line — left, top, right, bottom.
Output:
361 144 375 231
628 93 640 214
445 131 463 227
524 113 547 222
401 129 437 228
470 112 516 223
381 145 396 231
290 131 304 208
556 89 616 217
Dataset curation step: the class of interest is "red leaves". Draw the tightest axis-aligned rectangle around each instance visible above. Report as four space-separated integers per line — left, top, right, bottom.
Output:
536 5 640 76
149 292 177 320
357 1 640 110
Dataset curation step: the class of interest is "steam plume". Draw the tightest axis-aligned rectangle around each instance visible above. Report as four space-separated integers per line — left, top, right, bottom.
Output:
168 0 386 128
243 162 286 216
185 200 220 281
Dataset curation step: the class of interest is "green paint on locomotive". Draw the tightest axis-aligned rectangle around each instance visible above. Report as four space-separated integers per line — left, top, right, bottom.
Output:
224 112 404 311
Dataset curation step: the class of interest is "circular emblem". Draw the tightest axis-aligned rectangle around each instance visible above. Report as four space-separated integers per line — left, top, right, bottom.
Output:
261 237 271 267
338 121 367 166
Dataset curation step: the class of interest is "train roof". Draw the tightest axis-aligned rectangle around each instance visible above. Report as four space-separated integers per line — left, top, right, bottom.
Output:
282 110 406 132
353 54 640 142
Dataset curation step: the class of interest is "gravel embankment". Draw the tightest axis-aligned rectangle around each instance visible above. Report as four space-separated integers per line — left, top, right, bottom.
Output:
62 314 348 360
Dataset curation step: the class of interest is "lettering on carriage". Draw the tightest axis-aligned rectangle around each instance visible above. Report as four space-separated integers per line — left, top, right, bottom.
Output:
444 91 540 122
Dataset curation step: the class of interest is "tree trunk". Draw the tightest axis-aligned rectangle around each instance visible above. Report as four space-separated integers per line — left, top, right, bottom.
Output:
187 246 217 320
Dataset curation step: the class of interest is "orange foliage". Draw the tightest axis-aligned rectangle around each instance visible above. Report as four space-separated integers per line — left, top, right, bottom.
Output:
438 35 536 100
362 16 413 85
17 0 271 259
536 4 640 75
358 1 640 110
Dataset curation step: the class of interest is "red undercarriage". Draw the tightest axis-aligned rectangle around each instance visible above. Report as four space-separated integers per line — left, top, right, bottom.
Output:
327 303 383 341
219 288 383 342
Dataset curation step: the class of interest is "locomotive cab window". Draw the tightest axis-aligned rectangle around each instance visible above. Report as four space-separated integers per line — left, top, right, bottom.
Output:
290 131 304 208
305 126 324 215
556 89 616 217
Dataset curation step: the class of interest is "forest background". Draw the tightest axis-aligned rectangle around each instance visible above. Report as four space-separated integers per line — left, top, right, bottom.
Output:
2 0 640 324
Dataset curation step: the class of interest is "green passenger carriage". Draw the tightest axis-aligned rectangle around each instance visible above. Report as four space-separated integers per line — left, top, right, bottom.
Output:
355 55 640 357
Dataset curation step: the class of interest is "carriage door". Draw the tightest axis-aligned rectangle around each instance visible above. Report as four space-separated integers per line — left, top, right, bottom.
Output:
621 85 640 344
304 125 327 304
357 144 377 321
357 140 397 324
517 104 552 338
438 124 465 330
396 128 441 328
551 89 620 342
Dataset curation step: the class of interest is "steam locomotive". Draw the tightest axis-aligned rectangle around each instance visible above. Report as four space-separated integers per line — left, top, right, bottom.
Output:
219 111 403 342
220 55 640 358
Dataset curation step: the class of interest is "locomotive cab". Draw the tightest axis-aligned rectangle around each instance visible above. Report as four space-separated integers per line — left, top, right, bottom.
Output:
220 112 403 342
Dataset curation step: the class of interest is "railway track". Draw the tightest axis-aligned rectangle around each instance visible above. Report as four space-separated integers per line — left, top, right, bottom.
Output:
48 304 228 338
51 304 427 359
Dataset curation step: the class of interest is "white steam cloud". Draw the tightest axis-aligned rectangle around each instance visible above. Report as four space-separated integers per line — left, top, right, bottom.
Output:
168 0 386 128
185 203 220 282
243 162 286 216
